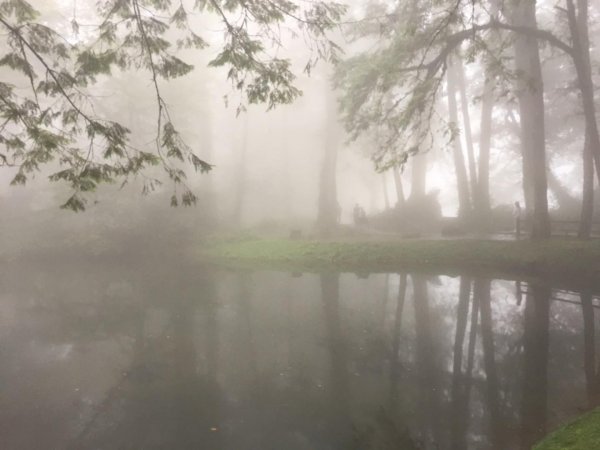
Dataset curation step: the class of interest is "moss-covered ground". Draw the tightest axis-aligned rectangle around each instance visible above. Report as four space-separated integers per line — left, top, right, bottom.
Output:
199 235 600 284
534 408 600 450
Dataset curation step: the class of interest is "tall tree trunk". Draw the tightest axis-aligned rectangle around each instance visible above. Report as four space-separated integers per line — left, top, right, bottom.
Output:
447 57 472 220
393 166 406 207
317 86 340 236
382 173 390 210
474 0 500 229
232 114 249 227
546 167 578 211
511 0 550 239
579 135 594 238
456 57 478 199
476 74 494 226
566 0 598 239
410 150 427 200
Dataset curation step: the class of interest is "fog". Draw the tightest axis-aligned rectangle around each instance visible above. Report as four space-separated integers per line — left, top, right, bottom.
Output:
1 0 600 449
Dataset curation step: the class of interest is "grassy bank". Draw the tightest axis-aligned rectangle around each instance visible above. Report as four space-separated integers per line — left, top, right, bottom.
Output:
534 408 600 450
200 236 600 282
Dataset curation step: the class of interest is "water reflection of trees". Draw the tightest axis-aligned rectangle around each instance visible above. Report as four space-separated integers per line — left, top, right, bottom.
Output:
2 265 599 450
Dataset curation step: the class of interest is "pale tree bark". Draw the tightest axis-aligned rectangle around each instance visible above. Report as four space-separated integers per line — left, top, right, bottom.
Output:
511 0 550 239
566 0 598 239
232 114 249 227
447 57 472 220
476 71 494 226
393 166 406 207
456 57 478 200
410 151 427 200
317 84 341 236
382 173 390 210
547 167 578 210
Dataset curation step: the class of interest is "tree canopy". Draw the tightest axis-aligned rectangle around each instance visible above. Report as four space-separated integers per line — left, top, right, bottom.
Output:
0 0 344 210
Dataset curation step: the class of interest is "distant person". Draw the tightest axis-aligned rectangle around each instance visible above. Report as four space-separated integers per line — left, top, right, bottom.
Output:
336 202 342 224
513 201 522 238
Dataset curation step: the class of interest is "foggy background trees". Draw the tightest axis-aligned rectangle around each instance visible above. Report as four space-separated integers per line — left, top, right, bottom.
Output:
1 0 599 241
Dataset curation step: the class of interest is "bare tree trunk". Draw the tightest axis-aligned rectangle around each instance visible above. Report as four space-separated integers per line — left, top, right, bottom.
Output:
456 57 478 199
232 114 249 227
410 151 427 200
393 166 406 207
317 86 340 236
476 74 494 226
579 135 594 238
382 173 390 210
511 0 550 239
566 0 598 239
447 57 472 220
546 167 578 211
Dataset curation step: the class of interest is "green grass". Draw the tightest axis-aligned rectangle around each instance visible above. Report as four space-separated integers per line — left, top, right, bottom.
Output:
198 235 600 282
534 408 600 450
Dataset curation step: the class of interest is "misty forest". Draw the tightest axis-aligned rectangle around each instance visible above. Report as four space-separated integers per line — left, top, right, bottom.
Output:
2 0 600 449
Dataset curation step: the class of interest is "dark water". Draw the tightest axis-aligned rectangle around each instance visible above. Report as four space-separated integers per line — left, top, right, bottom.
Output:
1 259 599 449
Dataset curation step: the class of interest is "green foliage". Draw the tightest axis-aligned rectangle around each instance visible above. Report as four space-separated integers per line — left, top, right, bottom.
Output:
335 0 508 171
0 0 345 210
534 408 600 450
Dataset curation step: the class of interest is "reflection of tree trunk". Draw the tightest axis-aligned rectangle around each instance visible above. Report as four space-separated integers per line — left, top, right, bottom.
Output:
393 167 405 207
512 0 550 239
320 273 349 411
477 279 503 449
390 274 407 412
237 273 258 379
412 275 441 443
447 57 472 220
380 274 390 328
203 288 220 379
450 277 471 450
520 284 550 449
463 292 479 417
581 291 599 405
